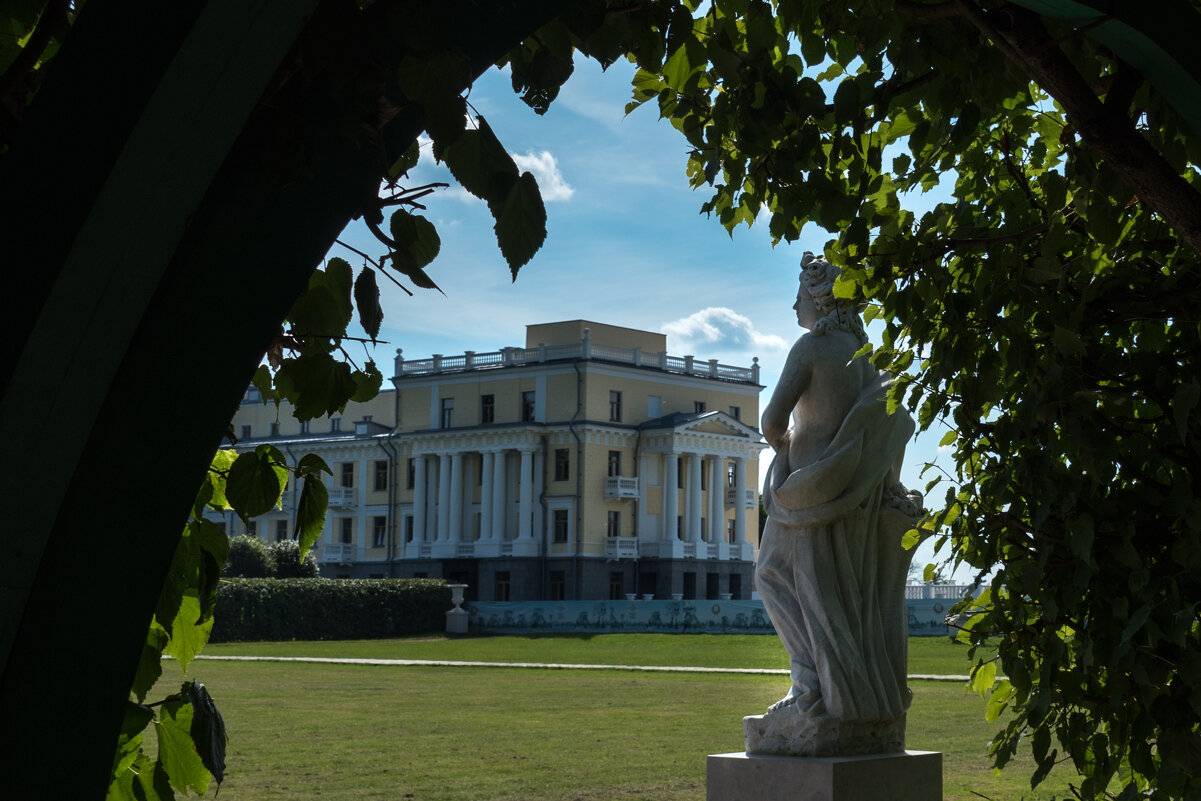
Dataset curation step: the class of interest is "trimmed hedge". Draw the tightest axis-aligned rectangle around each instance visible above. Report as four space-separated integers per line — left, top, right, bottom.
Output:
212 578 452 642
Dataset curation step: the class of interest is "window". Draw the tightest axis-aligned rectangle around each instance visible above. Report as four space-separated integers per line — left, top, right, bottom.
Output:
553 509 569 543
549 571 566 601
607 511 621 538
554 448 569 481
404 516 414 542
609 571 624 600
406 458 415 489
607 450 621 477
275 520 288 541
727 518 737 543
727 462 736 487
609 390 622 422
372 516 386 548
340 517 353 544
707 572 720 600
683 571 697 600
729 405 741 421
373 460 388 491
247 520 257 538
521 390 536 422
694 401 707 414
240 424 251 440
480 394 495 424
476 455 483 486
299 420 310 434
330 417 341 432
270 421 280 437
729 574 742 599
340 463 354 488
441 398 454 428
700 459 707 487
494 571 511 602
647 395 661 418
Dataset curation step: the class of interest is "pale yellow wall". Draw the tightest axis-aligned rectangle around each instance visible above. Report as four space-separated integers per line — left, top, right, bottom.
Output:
526 320 666 352
581 371 759 426
231 389 395 438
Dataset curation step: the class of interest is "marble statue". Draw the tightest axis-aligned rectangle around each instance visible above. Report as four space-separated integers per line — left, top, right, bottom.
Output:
747 251 924 758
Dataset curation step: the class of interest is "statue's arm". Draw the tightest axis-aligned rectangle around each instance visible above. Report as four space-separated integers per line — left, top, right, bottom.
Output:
761 337 813 452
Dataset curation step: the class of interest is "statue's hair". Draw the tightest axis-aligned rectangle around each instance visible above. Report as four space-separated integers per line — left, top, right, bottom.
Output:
799 251 867 344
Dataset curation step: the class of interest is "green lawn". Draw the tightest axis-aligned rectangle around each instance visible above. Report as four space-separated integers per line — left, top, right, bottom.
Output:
204 633 986 676
157 636 1069 800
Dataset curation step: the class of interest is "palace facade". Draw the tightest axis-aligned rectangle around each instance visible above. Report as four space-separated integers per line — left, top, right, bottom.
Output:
218 321 766 601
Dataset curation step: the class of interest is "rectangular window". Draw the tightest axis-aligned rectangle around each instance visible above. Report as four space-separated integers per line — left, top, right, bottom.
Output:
270 421 280 437
275 519 288 542
521 390 536 422
404 516 415 542
727 518 737 543
694 401 707 414
406 458 415 489
240 424 252 440
554 448 569 481
729 406 741 421
299 420 310 434
340 463 354 488
609 571 624 600
609 390 622 422
729 574 742 599
494 571 511 602
553 509 569 543
647 395 661 418
549 570 566 601
727 462 736 487
683 571 697 600
340 517 353 544
607 510 621 538
608 450 621 477
480 394 495 424
330 417 341 432
441 398 454 428
372 516 386 548
707 572 720 600
373 460 388 491
247 520 257 538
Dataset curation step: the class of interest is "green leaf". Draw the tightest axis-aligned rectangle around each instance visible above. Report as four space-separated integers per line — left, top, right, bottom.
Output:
155 697 212 796
131 627 169 703
970 660 997 699
277 353 359 420
985 680 1014 722
901 527 922 549
442 116 519 203
1052 325 1085 356
190 519 229 623
298 453 332 476
662 36 705 92
353 267 384 342
494 171 547 277
389 210 441 272
1030 749 1057 789
1171 381 1200 441
922 563 936 582
296 475 329 555
251 364 275 405
226 448 285 521
187 682 228 785
351 360 384 403
938 430 956 448
163 595 213 672
388 140 420 179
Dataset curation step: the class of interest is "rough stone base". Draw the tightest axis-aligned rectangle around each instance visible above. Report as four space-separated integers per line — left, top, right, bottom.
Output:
744 708 905 757
707 750 941 801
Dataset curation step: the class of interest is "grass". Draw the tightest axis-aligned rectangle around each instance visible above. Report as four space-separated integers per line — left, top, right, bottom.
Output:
155 636 1072 800
204 632 988 676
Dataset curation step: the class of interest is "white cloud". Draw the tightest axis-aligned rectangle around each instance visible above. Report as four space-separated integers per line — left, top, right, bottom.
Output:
512 150 574 201
661 307 789 357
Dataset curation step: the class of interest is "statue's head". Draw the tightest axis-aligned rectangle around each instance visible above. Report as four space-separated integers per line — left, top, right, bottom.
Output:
797 251 867 343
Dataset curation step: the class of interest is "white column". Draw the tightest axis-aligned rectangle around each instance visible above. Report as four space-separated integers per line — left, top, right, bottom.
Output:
424 458 437 541
492 450 507 539
463 453 476 540
437 453 451 541
449 452 464 542
663 453 678 540
518 448 534 539
480 450 494 540
412 454 426 548
532 448 544 541
734 457 747 544
638 452 649 537
708 456 723 543
687 453 702 542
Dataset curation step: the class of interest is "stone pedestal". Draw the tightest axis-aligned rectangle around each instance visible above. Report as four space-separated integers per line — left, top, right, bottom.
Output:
445 584 469 634
707 750 941 801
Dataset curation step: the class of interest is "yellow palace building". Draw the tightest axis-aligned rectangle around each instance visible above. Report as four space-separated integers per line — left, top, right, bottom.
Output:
221 321 766 602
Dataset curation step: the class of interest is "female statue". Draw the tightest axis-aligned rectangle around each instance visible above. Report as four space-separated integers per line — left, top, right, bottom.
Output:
748 252 923 757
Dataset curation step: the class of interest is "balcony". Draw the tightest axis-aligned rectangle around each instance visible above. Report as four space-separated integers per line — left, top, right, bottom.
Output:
604 476 639 500
321 542 355 564
328 487 356 508
725 487 755 508
605 537 639 559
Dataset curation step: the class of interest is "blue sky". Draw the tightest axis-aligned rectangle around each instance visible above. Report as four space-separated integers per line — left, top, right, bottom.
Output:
330 57 965 580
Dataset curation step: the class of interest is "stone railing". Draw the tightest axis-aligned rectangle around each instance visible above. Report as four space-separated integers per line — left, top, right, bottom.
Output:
320 542 355 563
604 476 639 500
395 335 759 385
605 537 639 559
904 584 971 600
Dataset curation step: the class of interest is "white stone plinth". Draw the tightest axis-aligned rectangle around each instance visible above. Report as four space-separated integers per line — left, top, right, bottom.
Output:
445 608 469 634
707 750 941 801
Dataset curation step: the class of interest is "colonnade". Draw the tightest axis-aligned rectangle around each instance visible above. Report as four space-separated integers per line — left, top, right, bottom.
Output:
641 452 749 545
